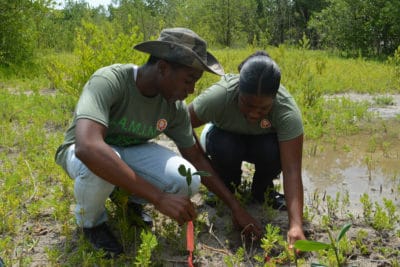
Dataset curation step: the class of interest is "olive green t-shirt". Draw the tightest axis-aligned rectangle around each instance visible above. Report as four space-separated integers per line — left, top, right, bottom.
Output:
55 63 195 171
192 74 303 141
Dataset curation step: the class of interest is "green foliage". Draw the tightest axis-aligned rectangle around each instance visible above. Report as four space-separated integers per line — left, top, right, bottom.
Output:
177 0 258 47
1 46 400 265
3 0 400 72
134 230 158 266
40 1 100 51
294 223 352 267
372 199 399 231
387 45 400 86
0 0 40 65
309 0 400 57
109 0 164 40
178 164 210 196
259 224 294 265
360 194 400 232
373 95 395 106
223 246 245 267
0 88 75 265
47 21 146 97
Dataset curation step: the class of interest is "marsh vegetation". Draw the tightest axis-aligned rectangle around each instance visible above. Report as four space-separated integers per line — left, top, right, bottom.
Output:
1 0 400 265
1 45 399 265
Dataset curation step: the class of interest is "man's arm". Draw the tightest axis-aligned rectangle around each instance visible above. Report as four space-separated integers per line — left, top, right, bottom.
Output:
179 144 262 239
183 106 263 239
74 118 196 225
279 134 306 247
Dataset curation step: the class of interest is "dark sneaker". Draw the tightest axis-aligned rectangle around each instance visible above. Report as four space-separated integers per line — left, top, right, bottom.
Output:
268 191 287 211
127 202 153 228
109 188 153 227
204 191 218 207
83 223 123 258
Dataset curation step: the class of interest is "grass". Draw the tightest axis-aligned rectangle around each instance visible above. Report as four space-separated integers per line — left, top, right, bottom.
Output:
0 47 399 265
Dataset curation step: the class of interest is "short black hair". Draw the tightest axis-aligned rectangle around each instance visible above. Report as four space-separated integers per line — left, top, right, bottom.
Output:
238 51 281 97
146 55 187 69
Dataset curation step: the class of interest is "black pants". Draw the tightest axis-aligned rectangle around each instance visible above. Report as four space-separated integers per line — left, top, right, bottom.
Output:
205 127 281 202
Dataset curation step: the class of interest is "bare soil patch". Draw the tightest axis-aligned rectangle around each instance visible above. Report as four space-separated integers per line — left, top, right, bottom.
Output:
11 94 400 266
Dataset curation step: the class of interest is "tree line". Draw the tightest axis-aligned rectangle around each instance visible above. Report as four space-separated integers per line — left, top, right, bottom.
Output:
1 0 400 67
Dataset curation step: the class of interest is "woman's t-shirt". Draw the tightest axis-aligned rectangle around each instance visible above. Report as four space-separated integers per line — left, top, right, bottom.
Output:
192 74 303 141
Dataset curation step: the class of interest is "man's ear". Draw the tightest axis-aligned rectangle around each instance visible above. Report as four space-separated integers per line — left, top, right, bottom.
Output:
157 59 170 77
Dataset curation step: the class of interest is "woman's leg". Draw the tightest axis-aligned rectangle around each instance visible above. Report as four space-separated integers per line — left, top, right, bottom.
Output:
205 127 245 192
244 133 282 202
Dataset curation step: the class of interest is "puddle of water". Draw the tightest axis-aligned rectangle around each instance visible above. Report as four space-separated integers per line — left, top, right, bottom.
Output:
303 130 400 215
325 93 400 119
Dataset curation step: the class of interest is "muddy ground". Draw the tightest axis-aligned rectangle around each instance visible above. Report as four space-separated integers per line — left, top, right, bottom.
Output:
18 94 400 266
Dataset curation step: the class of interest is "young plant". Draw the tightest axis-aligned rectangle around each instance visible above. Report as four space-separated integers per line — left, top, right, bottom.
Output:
223 246 245 267
257 224 294 265
178 164 210 267
178 164 210 196
134 230 158 266
294 223 352 267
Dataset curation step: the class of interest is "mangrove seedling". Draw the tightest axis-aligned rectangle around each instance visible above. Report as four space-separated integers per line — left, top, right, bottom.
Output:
294 223 352 267
178 164 210 266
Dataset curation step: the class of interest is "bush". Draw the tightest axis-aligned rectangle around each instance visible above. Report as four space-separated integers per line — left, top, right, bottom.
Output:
47 21 147 97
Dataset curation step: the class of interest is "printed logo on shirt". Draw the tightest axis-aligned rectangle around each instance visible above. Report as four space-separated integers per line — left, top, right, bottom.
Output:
156 119 168 131
106 117 159 146
260 118 271 129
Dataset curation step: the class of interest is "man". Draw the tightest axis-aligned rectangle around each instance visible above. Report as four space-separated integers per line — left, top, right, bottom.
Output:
55 28 262 258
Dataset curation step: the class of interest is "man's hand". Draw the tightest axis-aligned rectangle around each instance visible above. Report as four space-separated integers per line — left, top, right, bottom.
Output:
287 225 306 249
231 207 263 241
153 193 197 225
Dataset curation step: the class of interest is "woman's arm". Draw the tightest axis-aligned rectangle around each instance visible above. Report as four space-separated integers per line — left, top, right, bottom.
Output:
188 104 204 128
279 134 306 247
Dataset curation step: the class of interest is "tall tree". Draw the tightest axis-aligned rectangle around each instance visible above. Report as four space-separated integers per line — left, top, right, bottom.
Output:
0 0 38 65
292 0 328 47
176 0 257 47
109 0 163 40
309 0 400 57
254 0 295 46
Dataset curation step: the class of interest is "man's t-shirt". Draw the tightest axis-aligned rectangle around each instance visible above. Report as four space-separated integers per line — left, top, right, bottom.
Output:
55 63 195 171
192 74 303 141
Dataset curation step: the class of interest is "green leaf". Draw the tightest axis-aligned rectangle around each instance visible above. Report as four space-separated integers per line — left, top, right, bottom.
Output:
336 223 352 242
186 173 192 186
178 164 187 177
294 240 331 251
193 171 211 177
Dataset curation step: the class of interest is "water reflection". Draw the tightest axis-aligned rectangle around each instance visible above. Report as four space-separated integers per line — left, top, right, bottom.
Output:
302 130 399 214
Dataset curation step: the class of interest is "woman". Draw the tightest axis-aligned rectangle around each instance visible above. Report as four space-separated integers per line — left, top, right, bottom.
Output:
189 50 306 246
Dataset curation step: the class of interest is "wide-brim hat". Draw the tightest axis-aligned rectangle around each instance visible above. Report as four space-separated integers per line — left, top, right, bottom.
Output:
134 27 224 76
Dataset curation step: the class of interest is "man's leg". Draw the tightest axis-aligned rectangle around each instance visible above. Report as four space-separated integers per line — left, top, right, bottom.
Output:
205 127 245 192
65 145 122 257
65 145 115 228
115 142 201 203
